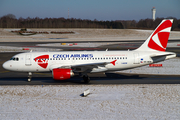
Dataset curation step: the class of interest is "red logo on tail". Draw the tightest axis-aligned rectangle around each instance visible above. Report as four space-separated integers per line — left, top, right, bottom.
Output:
148 20 172 51
34 55 49 69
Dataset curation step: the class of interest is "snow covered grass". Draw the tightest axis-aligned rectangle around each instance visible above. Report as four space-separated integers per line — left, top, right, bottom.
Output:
0 85 179 120
0 46 62 52
1 28 180 42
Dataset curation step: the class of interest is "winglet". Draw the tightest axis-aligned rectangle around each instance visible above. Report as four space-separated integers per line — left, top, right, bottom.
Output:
135 19 173 52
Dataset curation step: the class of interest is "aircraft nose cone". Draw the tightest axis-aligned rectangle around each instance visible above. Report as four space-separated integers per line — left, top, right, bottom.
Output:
2 62 9 70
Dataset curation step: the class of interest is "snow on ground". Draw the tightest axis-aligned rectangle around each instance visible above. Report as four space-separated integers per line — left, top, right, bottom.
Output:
0 85 179 120
1 28 180 42
0 46 62 52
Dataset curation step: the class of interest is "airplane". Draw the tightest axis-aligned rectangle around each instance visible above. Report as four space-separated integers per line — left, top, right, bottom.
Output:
2 19 176 83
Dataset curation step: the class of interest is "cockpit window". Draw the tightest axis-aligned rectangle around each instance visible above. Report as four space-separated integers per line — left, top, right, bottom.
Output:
10 57 19 61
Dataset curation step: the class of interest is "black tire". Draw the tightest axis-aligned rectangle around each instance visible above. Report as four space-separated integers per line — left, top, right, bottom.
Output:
83 75 90 83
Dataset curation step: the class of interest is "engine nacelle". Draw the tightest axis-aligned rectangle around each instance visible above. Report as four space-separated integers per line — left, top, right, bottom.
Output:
52 68 74 80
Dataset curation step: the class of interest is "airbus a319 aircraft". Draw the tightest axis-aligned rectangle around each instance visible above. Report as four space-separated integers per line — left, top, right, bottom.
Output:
3 19 176 83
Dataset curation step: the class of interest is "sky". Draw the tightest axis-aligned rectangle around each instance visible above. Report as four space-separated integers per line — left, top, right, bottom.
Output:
0 0 179 21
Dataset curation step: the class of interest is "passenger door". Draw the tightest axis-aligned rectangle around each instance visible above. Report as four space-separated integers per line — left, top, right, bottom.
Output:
133 53 140 64
25 54 32 66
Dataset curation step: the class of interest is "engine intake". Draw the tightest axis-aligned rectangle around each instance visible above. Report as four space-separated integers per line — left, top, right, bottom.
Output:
52 68 74 80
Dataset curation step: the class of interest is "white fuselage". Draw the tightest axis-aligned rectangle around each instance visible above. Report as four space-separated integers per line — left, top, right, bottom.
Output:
2 50 176 73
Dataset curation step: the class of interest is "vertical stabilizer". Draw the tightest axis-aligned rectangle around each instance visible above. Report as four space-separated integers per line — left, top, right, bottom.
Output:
136 19 173 52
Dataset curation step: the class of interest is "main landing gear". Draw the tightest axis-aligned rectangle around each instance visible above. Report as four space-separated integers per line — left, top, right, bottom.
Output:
83 75 90 84
28 72 32 82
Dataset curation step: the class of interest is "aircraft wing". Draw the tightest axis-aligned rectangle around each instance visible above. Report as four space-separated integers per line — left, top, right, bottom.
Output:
50 60 117 72
71 62 109 67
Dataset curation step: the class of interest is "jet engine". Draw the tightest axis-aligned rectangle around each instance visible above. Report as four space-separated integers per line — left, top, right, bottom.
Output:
52 68 74 80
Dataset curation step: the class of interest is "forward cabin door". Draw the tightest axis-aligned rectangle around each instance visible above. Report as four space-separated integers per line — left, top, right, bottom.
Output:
133 53 140 64
25 54 32 66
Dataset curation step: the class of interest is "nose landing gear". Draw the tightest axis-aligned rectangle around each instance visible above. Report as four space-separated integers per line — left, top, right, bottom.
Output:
28 72 32 82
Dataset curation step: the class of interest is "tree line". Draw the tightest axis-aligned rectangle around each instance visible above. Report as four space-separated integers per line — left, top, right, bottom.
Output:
0 14 123 29
120 17 180 30
0 14 180 30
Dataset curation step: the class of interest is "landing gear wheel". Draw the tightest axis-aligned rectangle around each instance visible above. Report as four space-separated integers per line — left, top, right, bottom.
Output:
83 75 90 84
28 78 31 82
28 72 32 82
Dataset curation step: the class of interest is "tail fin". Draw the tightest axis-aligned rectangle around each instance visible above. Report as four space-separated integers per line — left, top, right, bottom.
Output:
136 19 173 52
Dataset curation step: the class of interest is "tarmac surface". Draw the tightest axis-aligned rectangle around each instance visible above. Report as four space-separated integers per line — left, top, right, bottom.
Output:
1 72 180 85
1 40 180 52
